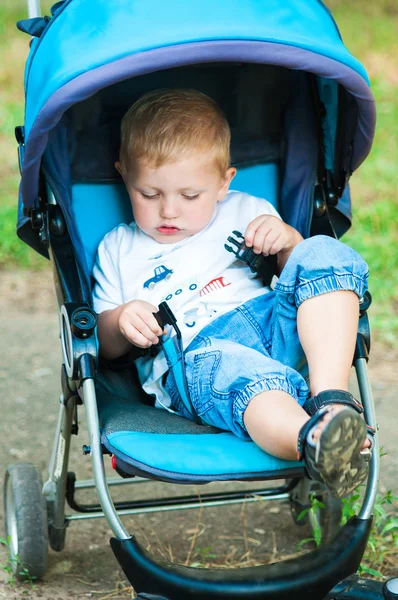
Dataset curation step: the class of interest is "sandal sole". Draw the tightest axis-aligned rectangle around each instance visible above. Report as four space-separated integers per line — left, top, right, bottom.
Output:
313 409 368 498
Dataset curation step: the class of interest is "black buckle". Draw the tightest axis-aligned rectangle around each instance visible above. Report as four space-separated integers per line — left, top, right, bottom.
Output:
154 301 182 339
224 230 277 287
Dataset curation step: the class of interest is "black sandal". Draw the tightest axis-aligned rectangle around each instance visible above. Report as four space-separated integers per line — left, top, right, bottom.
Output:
297 390 370 499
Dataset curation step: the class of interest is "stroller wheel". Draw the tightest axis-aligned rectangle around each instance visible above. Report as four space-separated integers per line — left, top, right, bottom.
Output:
289 478 343 545
3 463 48 581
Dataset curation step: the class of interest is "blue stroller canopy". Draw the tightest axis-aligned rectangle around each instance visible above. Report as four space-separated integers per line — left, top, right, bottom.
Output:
17 0 376 271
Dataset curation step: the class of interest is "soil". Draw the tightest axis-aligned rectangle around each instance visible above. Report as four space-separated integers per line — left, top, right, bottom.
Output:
0 269 397 599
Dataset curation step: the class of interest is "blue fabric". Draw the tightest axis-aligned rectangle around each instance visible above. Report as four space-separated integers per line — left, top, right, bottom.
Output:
24 0 370 137
233 164 279 207
72 183 133 273
279 70 318 239
166 236 369 436
105 431 303 478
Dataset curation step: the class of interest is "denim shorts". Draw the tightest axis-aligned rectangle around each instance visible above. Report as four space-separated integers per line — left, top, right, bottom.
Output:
165 236 369 439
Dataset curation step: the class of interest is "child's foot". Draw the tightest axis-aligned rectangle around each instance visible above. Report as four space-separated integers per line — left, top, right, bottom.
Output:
299 405 369 498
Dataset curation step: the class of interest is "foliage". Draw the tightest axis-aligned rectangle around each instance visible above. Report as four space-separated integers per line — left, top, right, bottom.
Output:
296 487 398 579
0 535 37 587
341 490 398 579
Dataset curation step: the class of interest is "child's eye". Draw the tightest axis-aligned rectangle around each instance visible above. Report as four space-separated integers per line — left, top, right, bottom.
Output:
141 192 159 200
183 194 199 201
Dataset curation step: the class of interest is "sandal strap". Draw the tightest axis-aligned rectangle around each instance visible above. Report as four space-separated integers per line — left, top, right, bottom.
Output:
297 410 326 461
303 389 363 417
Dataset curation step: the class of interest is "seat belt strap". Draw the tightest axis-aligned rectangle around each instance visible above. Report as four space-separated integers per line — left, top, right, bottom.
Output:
154 302 200 423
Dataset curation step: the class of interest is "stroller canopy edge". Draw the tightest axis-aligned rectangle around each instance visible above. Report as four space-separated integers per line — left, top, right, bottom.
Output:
19 40 375 216
23 0 371 135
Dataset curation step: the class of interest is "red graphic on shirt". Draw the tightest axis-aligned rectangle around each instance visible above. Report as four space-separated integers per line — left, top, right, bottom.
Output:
200 276 232 296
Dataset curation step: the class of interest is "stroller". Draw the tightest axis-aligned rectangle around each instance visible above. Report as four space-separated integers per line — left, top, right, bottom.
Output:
4 1 396 598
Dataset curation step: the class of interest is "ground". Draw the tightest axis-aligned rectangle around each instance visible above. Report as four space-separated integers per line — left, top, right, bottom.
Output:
0 269 397 599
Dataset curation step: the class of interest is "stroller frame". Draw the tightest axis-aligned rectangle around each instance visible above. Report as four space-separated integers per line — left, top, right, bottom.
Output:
5 1 398 599
26 181 381 600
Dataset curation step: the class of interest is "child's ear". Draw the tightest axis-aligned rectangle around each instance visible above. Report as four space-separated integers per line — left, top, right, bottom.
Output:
115 161 125 182
217 167 237 200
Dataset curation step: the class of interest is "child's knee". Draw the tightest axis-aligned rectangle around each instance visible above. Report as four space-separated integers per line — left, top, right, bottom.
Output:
282 235 368 289
294 236 367 273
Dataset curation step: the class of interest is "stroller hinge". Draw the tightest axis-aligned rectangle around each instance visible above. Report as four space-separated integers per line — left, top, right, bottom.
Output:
15 125 25 176
60 304 98 381
311 184 337 238
354 291 372 362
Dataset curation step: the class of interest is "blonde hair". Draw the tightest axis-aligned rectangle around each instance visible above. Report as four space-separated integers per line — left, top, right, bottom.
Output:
119 89 231 175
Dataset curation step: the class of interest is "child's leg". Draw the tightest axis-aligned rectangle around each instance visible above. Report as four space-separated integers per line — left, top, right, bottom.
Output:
243 389 308 460
297 289 371 447
297 290 359 395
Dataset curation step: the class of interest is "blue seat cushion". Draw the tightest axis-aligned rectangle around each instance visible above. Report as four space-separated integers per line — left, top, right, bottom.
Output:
104 430 304 483
97 366 303 483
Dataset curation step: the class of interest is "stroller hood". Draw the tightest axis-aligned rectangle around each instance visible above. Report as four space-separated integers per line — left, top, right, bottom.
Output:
17 0 376 258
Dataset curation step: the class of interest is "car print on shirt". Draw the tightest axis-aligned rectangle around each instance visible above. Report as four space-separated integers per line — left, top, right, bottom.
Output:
183 302 217 328
143 265 173 290
200 276 231 296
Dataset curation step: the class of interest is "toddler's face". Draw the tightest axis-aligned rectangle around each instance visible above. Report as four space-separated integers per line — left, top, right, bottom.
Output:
117 155 235 243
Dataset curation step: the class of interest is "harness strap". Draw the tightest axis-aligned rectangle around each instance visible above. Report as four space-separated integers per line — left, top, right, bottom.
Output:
303 389 364 416
155 302 201 423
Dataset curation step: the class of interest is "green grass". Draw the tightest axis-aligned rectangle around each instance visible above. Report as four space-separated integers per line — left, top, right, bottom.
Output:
330 1 398 345
0 1 53 269
0 1 397 343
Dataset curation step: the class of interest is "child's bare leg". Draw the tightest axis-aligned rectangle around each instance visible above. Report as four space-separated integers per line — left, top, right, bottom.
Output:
243 390 308 460
297 290 369 448
297 290 358 395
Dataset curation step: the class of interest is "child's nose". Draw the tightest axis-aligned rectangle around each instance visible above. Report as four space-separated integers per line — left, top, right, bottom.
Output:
160 197 179 219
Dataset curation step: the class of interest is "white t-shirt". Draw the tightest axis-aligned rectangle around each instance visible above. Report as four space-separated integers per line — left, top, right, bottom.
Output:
92 190 280 409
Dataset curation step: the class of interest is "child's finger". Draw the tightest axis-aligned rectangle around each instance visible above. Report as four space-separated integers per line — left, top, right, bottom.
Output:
244 216 266 247
266 233 284 255
146 312 164 336
135 304 163 336
245 215 276 247
263 231 283 256
251 221 273 254
121 324 153 348
128 313 160 345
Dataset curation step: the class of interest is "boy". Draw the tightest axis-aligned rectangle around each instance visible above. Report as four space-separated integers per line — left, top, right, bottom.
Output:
93 89 371 498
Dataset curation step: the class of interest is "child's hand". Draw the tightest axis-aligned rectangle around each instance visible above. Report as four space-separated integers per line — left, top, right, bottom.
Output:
244 215 303 257
118 300 164 348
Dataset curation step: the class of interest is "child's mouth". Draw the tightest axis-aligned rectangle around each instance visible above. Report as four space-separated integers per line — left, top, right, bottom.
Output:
157 226 181 235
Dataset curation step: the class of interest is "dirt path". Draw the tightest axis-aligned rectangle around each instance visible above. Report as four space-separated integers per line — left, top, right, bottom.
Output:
0 269 397 599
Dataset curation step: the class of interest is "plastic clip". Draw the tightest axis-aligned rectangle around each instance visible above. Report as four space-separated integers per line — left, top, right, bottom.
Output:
224 230 277 286
154 301 182 339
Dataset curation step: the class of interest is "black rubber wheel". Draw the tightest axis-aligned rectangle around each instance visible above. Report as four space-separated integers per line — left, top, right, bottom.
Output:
289 478 343 544
3 463 49 581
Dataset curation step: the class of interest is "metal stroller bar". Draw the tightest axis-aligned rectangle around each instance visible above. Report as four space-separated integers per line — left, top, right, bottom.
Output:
27 0 41 18
355 357 380 520
65 488 292 521
82 376 130 540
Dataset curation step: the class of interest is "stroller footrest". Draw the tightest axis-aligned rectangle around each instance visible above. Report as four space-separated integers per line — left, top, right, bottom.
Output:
110 516 372 600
